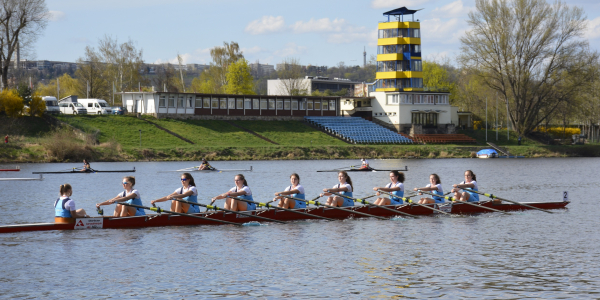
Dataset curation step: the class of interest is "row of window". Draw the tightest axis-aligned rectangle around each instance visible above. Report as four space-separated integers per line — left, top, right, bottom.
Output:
377 78 424 89
388 94 449 105
412 113 438 127
158 95 337 111
377 60 422 72
378 28 421 39
377 44 421 55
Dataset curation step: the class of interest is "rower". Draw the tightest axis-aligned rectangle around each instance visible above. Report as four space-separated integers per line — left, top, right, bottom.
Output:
373 171 405 205
55 183 89 223
359 158 370 170
414 174 444 204
198 158 215 171
273 173 305 209
451 170 479 202
150 172 200 213
96 176 146 217
211 174 255 212
81 159 91 172
321 171 354 207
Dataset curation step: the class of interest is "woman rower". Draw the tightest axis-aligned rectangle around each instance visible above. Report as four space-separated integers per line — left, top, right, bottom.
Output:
198 158 215 170
373 171 405 205
321 171 354 207
150 173 200 213
414 174 444 204
55 183 89 222
81 159 91 172
273 173 306 209
451 170 479 202
96 176 146 217
211 174 255 211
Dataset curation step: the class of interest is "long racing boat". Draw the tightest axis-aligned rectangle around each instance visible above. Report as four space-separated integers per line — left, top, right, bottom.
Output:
0 199 569 234
317 166 409 172
33 167 136 174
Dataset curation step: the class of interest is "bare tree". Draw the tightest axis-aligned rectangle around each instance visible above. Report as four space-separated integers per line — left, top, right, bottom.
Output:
275 57 309 96
98 36 145 93
460 0 598 135
75 46 110 99
0 0 48 88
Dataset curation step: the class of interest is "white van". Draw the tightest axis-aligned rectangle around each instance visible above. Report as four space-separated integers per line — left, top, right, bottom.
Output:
78 98 112 115
42 96 60 115
59 102 87 115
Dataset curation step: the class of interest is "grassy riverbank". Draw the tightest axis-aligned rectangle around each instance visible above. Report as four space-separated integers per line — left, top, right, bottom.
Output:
1 114 599 163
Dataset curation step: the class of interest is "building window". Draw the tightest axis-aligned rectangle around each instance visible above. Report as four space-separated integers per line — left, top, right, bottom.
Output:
220 98 227 109
388 94 399 104
412 60 422 72
212 98 219 108
253 98 259 109
228 98 235 109
237 98 243 109
268 99 275 110
195 97 202 108
329 100 336 110
423 95 435 104
402 94 412 104
203 97 210 108
412 113 437 127
307 100 313 110
322 100 328 110
292 100 299 110
436 95 449 104
168 96 175 107
178 96 185 108
300 99 307 110
260 99 267 109
244 98 252 109
276 100 283 110
284 100 290 110
187 96 194 108
413 28 420 38
159 96 166 107
314 100 321 110
413 78 423 88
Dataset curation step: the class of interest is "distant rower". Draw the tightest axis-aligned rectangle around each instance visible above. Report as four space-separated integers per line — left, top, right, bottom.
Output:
359 158 370 170
198 158 215 171
81 159 91 172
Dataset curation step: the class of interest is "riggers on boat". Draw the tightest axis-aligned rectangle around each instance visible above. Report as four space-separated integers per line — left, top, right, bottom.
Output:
0 199 569 234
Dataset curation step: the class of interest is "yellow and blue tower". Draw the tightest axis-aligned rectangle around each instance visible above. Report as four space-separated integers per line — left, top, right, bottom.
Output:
375 7 423 92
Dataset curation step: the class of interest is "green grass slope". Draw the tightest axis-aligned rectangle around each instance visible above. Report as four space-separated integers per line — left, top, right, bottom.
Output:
235 120 347 146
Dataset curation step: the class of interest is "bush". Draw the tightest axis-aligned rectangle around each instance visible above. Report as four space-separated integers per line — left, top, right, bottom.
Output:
27 94 46 117
538 127 581 138
41 127 96 161
0 89 24 118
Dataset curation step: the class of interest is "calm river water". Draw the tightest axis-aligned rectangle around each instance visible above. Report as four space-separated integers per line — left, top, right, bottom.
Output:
0 158 597 299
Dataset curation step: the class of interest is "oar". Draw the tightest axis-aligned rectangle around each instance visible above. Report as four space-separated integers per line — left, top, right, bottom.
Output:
464 188 554 214
228 196 337 221
171 198 286 224
121 203 243 226
278 194 388 220
417 190 511 215
376 190 451 215
327 191 419 218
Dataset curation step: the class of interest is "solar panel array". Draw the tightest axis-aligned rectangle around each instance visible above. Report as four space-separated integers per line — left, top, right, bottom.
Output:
305 116 413 144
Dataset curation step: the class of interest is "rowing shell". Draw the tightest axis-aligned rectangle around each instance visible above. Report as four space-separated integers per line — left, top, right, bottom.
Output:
317 166 408 172
158 166 253 173
33 168 136 174
0 168 20 172
0 174 43 181
0 200 569 234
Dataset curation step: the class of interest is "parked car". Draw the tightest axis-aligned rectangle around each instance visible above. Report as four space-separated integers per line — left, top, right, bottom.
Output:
59 102 87 115
78 98 112 114
42 96 60 115
112 106 125 115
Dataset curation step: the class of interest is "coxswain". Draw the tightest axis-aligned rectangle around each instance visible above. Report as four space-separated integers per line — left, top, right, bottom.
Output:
414 174 444 204
451 170 479 202
96 176 146 217
321 171 354 207
55 183 89 223
359 158 370 170
373 171 405 205
81 159 91 172
198 158 215 170
211 174 255 211
150 173 200 213
273 173 306 209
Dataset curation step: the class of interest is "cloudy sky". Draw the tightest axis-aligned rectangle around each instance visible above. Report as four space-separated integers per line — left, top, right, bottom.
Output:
38 0 600 68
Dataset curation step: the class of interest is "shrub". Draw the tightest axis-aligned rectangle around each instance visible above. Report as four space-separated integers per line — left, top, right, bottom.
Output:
538 127 581 138
28 94 46 117
0 89 24 118
41 127 96 161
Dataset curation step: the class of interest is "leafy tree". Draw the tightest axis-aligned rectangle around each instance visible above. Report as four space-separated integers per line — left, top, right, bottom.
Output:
16 84 32 105
422 60 457 102
210 41 244 91
36 73 80 99
460 0 598 135
27 94 45 117
0 89 24 118
224 59 255 95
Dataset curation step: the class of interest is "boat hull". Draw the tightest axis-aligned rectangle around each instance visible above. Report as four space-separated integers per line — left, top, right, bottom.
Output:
0 200 569 234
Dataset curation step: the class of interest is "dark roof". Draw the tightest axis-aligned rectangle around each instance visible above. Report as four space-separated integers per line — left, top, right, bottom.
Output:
383 7 422 16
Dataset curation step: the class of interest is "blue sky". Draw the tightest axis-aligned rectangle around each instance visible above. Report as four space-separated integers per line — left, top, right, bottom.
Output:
37 0 600 68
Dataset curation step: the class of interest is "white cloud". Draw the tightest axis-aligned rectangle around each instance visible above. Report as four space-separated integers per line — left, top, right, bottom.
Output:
245 16 285 35
585 17 600 40
371 0 429 9
432 0 467 18
47 10 65 22
291 18 347 33
273 43 308 57
421 18 462 42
